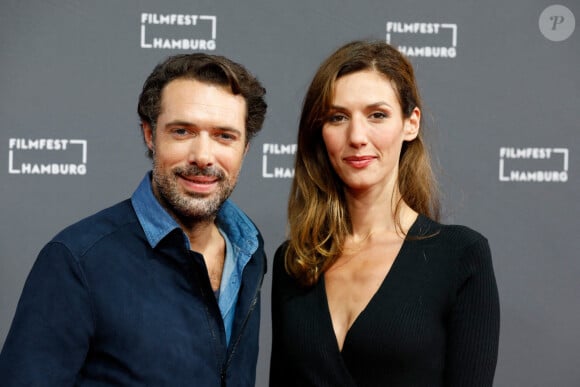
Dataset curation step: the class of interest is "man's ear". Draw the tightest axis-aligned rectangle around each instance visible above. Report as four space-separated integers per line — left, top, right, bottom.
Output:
142 122 155 151
403 107 421 141
243 142 250 157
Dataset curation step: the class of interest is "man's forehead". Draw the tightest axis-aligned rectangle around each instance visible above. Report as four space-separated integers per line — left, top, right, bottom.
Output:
158 79 247 129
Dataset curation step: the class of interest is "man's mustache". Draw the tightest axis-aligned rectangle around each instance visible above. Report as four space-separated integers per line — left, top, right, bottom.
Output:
174 165 225 179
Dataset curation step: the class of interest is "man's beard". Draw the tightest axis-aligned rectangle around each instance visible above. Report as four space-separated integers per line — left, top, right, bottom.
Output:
152 162 236 223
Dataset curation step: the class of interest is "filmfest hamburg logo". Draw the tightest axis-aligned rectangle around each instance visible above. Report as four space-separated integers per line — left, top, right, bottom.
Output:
8 138 88 175
140 12 217 50
262 143 295 178
499 147 569 182
386 21 458 58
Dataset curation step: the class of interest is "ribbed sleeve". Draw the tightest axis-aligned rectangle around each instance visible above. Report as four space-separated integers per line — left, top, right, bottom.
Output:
444 235 500 386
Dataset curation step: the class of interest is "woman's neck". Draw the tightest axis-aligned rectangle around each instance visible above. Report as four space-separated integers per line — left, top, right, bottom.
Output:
345 186 417 239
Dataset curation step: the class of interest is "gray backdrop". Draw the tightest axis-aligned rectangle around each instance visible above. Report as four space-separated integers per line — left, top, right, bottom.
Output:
1 1 578 385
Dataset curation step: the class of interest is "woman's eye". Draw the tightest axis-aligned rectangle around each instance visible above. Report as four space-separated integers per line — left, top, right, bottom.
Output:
370 112 388 119
328 114 347 123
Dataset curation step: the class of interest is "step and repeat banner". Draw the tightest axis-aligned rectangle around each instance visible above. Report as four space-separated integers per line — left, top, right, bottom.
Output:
1 1 578 385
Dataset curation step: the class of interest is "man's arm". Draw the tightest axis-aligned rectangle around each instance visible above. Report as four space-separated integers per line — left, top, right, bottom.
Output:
0 242 94 386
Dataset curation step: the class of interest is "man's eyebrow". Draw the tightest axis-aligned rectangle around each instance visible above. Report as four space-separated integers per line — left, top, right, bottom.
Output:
215 126 243 136
164 120 193 128
164 120 243 136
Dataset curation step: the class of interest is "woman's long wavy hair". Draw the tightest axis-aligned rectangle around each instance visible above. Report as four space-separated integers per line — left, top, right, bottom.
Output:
286 40 440 287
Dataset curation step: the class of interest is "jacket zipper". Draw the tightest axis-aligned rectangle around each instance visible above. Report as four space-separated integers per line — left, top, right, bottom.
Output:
220 258 265 384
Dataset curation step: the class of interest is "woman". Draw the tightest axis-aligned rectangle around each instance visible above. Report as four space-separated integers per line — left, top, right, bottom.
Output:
269 40 500 386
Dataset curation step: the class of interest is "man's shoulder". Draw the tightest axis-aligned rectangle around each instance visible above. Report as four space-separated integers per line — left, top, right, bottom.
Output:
51 199 140 257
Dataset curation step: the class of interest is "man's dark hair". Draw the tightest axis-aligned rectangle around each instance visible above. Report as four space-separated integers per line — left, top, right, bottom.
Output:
138 53 267 157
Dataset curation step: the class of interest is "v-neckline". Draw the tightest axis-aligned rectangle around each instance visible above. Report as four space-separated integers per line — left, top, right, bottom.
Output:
321 214 423 354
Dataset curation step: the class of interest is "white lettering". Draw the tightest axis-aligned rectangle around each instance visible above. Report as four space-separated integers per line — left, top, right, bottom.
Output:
499 147 554 159
398 46 456 58
262 155 294 179
17 163 86 175
274 167 294 178
262 155 273 178
386 22 441 34
141 13 199 25
151 38 215 50
262 143 297 155
8 138 69 150
508 170 567 182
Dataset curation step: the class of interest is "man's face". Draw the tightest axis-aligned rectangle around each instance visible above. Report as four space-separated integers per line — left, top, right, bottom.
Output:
143 78 248 223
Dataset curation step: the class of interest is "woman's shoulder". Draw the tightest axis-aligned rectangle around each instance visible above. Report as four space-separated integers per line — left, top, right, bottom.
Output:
411 216 494 282
271 240 315 301
273 241 289 269
272 240 298 285
413 214 489 251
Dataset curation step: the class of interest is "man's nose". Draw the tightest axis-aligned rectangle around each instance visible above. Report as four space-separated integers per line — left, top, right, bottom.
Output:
188 132 214 168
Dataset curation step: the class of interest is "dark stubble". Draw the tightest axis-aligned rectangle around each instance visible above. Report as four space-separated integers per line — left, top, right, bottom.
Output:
151 160 236 223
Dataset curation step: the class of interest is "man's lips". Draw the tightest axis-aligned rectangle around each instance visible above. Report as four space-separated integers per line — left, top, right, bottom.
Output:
182 175 218 184
179 174 219 193
343 155 375 168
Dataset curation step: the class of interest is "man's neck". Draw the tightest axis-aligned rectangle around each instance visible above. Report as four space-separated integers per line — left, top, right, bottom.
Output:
183 219 219 252
183 221 226 291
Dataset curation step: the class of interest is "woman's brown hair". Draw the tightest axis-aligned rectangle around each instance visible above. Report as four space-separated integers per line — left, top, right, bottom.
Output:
286 40 440 287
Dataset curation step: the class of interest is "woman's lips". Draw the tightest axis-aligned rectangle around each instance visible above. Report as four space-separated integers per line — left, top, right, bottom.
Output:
343 155 375 168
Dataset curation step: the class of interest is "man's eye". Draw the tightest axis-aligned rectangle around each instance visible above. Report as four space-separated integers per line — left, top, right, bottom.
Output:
172 128 188 136
218 132 236 140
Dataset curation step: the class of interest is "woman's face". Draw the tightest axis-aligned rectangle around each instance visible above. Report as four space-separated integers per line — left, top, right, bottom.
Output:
322 70 420 195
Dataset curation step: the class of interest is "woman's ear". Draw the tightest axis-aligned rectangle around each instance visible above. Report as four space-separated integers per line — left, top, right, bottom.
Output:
403 107 421 141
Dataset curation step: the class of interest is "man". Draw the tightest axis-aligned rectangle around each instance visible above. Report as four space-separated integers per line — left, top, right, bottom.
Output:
0 54 268 386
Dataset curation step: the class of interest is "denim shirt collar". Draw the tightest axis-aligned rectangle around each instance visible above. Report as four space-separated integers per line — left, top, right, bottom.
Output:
131 172 182 249
130 171 259 255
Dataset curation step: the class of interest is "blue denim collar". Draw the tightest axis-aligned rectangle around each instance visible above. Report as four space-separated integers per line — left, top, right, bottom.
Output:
130 172 259 253
131 172 183 249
